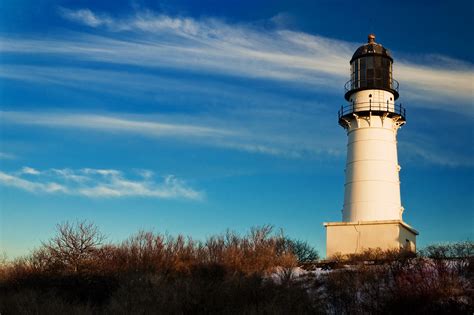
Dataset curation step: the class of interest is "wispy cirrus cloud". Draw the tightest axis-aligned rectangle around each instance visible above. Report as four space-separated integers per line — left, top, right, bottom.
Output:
59 8 112 28
0 109 342 159
0 167 202 200
6 8 466 107
1 8 472 167
0 152 16 160
400 144 473 167
0 29 345 89
2 109 470 167
0 111 234 139
19 166 41 175
0 171 67 194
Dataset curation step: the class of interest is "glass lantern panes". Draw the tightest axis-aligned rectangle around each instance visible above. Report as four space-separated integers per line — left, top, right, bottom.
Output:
350 55 392 91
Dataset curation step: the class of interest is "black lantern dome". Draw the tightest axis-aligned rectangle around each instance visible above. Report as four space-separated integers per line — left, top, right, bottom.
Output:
344 34 399 101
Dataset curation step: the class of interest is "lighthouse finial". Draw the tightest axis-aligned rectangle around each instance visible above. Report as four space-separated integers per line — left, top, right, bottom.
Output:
368 34 376 43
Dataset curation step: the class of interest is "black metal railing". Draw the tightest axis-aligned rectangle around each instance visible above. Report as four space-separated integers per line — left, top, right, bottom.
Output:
344 78 399 94
338 101 406 121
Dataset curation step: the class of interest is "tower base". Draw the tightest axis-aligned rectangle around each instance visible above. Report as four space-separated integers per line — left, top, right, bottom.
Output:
323 220 418 258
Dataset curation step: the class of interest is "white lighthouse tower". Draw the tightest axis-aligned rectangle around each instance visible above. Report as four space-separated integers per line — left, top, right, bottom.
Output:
324 35 418 257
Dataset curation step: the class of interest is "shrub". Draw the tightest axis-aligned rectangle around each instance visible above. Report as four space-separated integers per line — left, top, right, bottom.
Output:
283 238 320 264
1 222 472 314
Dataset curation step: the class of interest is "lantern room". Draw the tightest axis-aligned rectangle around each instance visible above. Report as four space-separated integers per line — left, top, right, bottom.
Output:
344 34 399 101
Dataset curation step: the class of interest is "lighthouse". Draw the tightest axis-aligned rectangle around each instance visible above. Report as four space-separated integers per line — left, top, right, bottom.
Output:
324 35 418 257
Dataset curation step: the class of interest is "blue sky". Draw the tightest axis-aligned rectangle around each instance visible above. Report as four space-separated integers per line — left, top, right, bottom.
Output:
1 0 473 258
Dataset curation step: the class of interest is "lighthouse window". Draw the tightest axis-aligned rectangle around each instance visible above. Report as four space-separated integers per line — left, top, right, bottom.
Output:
375 68 381 78
350 55 396 91
375 56 382 67
369 94 372 98
366 56 374 69
367 69 374 83
359 58 366 84
375 69 382 87
354 61 358 88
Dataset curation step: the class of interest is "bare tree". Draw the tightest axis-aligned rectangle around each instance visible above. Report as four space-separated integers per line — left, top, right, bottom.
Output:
284 239 319 264
43 220 105 272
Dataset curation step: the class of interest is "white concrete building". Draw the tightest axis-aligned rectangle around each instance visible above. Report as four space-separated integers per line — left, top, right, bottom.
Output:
324 34 418 258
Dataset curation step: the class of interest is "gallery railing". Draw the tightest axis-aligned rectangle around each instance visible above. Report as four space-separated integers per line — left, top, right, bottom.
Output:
338 101 406 121
344 78 399 94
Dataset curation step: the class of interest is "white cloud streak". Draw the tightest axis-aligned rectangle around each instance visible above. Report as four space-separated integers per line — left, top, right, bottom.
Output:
19 166 41 175
0 167 202 200
399 139 474 168
0 9 472 167
0 111 234 139
0 110 342 159
4 109 468 167
0 171 68 194
2 9 471 107
0 152 16 160
59 8 111 27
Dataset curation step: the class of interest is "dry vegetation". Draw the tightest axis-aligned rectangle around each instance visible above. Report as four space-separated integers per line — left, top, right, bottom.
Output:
0 221 472 314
